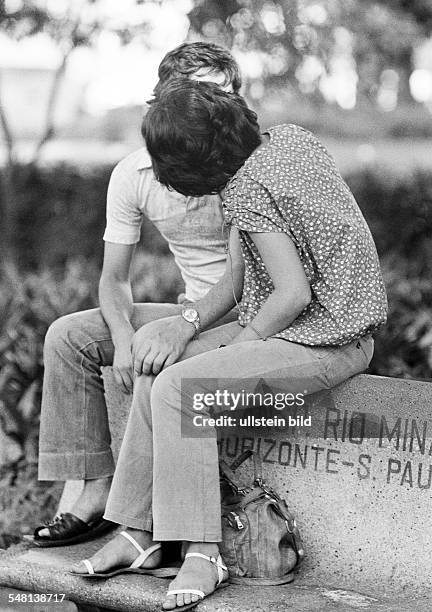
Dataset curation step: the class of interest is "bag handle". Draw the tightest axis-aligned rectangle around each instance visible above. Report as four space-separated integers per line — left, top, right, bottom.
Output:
219 450 264 494
229 449 263 482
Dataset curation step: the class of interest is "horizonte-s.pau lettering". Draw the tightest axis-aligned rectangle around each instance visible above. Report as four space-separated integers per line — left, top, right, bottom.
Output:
219 407 432 491
321 408 432 490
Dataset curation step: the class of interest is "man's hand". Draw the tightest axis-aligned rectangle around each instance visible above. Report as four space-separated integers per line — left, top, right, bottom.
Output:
132 315 195 376
112 333 134 393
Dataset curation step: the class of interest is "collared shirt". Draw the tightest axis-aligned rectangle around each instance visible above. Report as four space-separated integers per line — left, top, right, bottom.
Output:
103 146 228 301
223 124 388 346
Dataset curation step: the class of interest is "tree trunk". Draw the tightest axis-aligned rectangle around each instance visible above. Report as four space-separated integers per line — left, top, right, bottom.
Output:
0 87 17 262
32 51 70 161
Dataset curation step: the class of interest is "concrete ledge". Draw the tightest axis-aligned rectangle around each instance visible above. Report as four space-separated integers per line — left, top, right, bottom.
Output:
33 372 432 602
1 542 431 612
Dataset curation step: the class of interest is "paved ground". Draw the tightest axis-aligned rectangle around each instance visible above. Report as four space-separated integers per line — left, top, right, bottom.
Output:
1 583 431 612
1 540 432 612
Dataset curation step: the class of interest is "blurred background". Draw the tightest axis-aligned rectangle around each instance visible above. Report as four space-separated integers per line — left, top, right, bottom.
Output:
0 0 432 544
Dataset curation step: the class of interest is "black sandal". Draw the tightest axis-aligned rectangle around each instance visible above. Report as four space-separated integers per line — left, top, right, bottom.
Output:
27 513 115 548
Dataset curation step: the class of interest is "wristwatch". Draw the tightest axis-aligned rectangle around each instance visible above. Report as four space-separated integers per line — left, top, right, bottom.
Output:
181 305 201 339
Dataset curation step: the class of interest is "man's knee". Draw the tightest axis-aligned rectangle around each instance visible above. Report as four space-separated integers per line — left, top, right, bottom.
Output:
44 308 107 355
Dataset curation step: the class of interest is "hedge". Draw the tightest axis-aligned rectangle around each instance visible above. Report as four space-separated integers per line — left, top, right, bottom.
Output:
1 162 431 271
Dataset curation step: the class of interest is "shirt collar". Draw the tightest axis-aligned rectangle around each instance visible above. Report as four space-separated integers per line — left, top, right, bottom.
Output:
136 145 152 170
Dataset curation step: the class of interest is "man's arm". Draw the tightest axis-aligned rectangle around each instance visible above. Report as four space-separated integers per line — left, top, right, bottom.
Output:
194 226 244 328
99 242 136 393
132 227 244 375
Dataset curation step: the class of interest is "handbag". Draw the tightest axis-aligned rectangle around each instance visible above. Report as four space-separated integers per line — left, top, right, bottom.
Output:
219 449 304 585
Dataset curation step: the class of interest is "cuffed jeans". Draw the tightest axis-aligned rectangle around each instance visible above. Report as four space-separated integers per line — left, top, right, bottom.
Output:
38 303 237 481
102 324 373 542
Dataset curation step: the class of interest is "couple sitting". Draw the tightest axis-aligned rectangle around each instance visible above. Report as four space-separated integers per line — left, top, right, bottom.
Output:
33 42 387 612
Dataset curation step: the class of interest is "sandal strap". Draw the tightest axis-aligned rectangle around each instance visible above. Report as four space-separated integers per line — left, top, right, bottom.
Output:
130 543 162 569
120 530 145 555
120 531 161 569
185 552 227 585
167 589 204 599
82 559 94 575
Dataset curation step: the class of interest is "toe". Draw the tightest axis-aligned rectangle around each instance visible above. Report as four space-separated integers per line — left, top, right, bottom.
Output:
37 528 50 538
183 592 192 605
177 594 185 607
71 560 90 574
162 595 177 610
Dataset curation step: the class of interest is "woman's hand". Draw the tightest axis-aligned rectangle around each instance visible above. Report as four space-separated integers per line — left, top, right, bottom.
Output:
131 315 195 376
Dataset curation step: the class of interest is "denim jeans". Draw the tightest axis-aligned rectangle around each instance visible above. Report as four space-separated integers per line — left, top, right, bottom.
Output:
38 303 237 481
101 325 373 542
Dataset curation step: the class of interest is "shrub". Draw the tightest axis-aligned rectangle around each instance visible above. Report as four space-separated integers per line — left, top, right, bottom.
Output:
346 168 432 272
1 163 170 271
371 255 432 380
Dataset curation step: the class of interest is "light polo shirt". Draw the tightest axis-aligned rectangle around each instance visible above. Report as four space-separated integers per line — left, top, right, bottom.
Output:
103 146 228 301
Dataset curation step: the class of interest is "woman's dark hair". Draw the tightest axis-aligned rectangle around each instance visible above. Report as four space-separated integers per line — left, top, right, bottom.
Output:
156 42 241 94
142 79 261 197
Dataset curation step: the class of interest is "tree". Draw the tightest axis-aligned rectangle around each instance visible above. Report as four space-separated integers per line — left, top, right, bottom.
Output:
0 0 152 260
187 0 432 104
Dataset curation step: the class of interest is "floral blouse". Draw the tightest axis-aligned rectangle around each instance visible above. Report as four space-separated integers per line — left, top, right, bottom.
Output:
223 124 388 346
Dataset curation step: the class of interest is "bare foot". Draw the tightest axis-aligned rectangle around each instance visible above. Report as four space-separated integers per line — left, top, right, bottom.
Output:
71 528 161 574
163 543 228 610
37 476 112 538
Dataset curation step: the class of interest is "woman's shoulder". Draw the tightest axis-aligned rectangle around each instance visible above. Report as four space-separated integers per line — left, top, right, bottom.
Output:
267 124 328 153
235 123 325 184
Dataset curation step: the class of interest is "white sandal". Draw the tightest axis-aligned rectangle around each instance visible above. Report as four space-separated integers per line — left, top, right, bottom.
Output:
164 552 229 611
72 530 178 579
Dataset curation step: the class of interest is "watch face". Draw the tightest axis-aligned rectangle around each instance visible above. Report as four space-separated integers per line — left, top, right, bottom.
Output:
183 308 197 322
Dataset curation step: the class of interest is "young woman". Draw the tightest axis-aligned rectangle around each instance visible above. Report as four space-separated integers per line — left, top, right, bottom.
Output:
72 80 387 612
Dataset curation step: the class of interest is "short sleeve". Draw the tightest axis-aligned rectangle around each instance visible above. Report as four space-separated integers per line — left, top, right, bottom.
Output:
223 175 285 233
103 162 142 244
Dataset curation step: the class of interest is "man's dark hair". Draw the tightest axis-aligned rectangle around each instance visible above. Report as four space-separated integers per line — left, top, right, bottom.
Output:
156 42 242 94
142 78 261 197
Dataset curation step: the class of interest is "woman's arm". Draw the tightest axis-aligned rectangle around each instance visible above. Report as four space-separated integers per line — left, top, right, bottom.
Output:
228 231 311 344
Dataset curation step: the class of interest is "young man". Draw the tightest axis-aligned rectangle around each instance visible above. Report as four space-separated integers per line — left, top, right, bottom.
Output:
33 43 241 545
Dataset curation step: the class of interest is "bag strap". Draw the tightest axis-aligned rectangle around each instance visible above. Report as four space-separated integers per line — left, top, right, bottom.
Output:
229 449 263 483
219 450 264 494
219 459 249 494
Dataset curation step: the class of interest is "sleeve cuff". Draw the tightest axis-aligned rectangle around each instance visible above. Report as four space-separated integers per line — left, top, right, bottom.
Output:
103 228 140 244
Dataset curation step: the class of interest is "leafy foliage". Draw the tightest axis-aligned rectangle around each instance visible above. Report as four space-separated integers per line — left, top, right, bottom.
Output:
372 256 432 379
0 162 173 270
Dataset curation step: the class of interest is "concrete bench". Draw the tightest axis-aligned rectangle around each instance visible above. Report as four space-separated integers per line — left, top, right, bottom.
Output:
1 370 432 611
